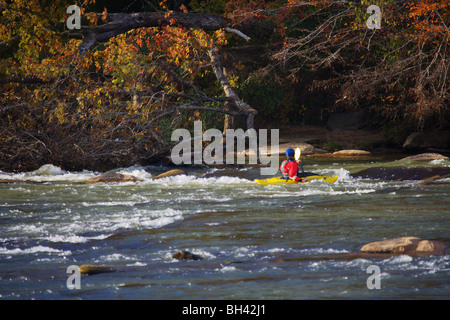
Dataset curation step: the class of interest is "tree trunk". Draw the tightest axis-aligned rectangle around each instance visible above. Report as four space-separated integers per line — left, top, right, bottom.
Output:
207 48 261 163
72 12 229 54
222 68 235 133
207 48 258 130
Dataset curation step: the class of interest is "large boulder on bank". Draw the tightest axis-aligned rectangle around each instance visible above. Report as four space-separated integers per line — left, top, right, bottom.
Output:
360 237 449 256
332 149 371 157
403 131 450 150
242 142 316 158
282 142 316 155
399 153 448 161
85 173 143 184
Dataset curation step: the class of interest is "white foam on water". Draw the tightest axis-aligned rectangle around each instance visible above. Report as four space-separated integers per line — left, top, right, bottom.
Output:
249 183 377 198
135 210 183 229
216 265 237 273
336 168 352 181
73 207 185 235
7 223 46 234
0 245 71 256
344 258 372 267
81 201 140 207
234 246 257 258
99 253 129 262
306 261 323 271
300 247 350 255
386 255 414 264
429 159 449 166
117 165 154 180
205 222 221 226
183 248 217 260
45 234 108 243
0 164 95 183
298 187 376 197
168 195 233 202
127 261 147 267
3 206 185 245
321 167 352 182
380 255 450 275
28 164 67 176
267 247 286 253
417 256 450 274
152 174 253 187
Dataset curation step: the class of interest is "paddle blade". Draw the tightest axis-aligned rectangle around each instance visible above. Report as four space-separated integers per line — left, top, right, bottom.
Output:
295 148 301 160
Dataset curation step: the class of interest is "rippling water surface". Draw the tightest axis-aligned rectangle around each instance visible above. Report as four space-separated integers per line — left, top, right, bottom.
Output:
0 158 449 299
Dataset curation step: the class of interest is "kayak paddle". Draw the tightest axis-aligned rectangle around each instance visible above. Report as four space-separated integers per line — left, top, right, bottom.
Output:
295 147 306 178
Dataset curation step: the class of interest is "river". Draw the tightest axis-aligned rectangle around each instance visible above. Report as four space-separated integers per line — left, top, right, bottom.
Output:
0 157 449 300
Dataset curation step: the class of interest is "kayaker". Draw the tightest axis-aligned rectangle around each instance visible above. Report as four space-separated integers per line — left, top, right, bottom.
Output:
280 148 307 182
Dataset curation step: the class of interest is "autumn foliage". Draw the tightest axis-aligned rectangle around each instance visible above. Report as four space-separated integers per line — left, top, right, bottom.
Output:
0 0 228 171
245 0 449 130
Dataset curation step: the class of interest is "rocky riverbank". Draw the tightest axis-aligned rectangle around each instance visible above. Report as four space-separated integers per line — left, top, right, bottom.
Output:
277 125 450 157
1 125 448 173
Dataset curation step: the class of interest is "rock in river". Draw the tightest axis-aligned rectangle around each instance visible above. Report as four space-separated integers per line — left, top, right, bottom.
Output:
173 250 203 261
360 237 450 256
332 149 371 157
152 169 186 180
403 131 450 150
79 264 115 275
85 173 143 184
351 166 450 181
398 153 448 161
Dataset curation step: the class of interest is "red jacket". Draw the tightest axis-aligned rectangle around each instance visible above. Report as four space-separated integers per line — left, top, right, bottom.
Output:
280 159 302 181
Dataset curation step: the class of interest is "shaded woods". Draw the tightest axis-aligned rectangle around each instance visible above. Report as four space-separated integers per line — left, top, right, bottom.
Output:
1 0 449 172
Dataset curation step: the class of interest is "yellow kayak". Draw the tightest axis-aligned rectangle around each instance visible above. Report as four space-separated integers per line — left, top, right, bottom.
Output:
256 148 338 185
255 174 338 185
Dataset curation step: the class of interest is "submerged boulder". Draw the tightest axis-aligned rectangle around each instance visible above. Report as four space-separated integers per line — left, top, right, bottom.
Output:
360 237 449 256
79 264 115 275
85 173 143 184
351 166 450 181
360 237 419 254
172 250 203 261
